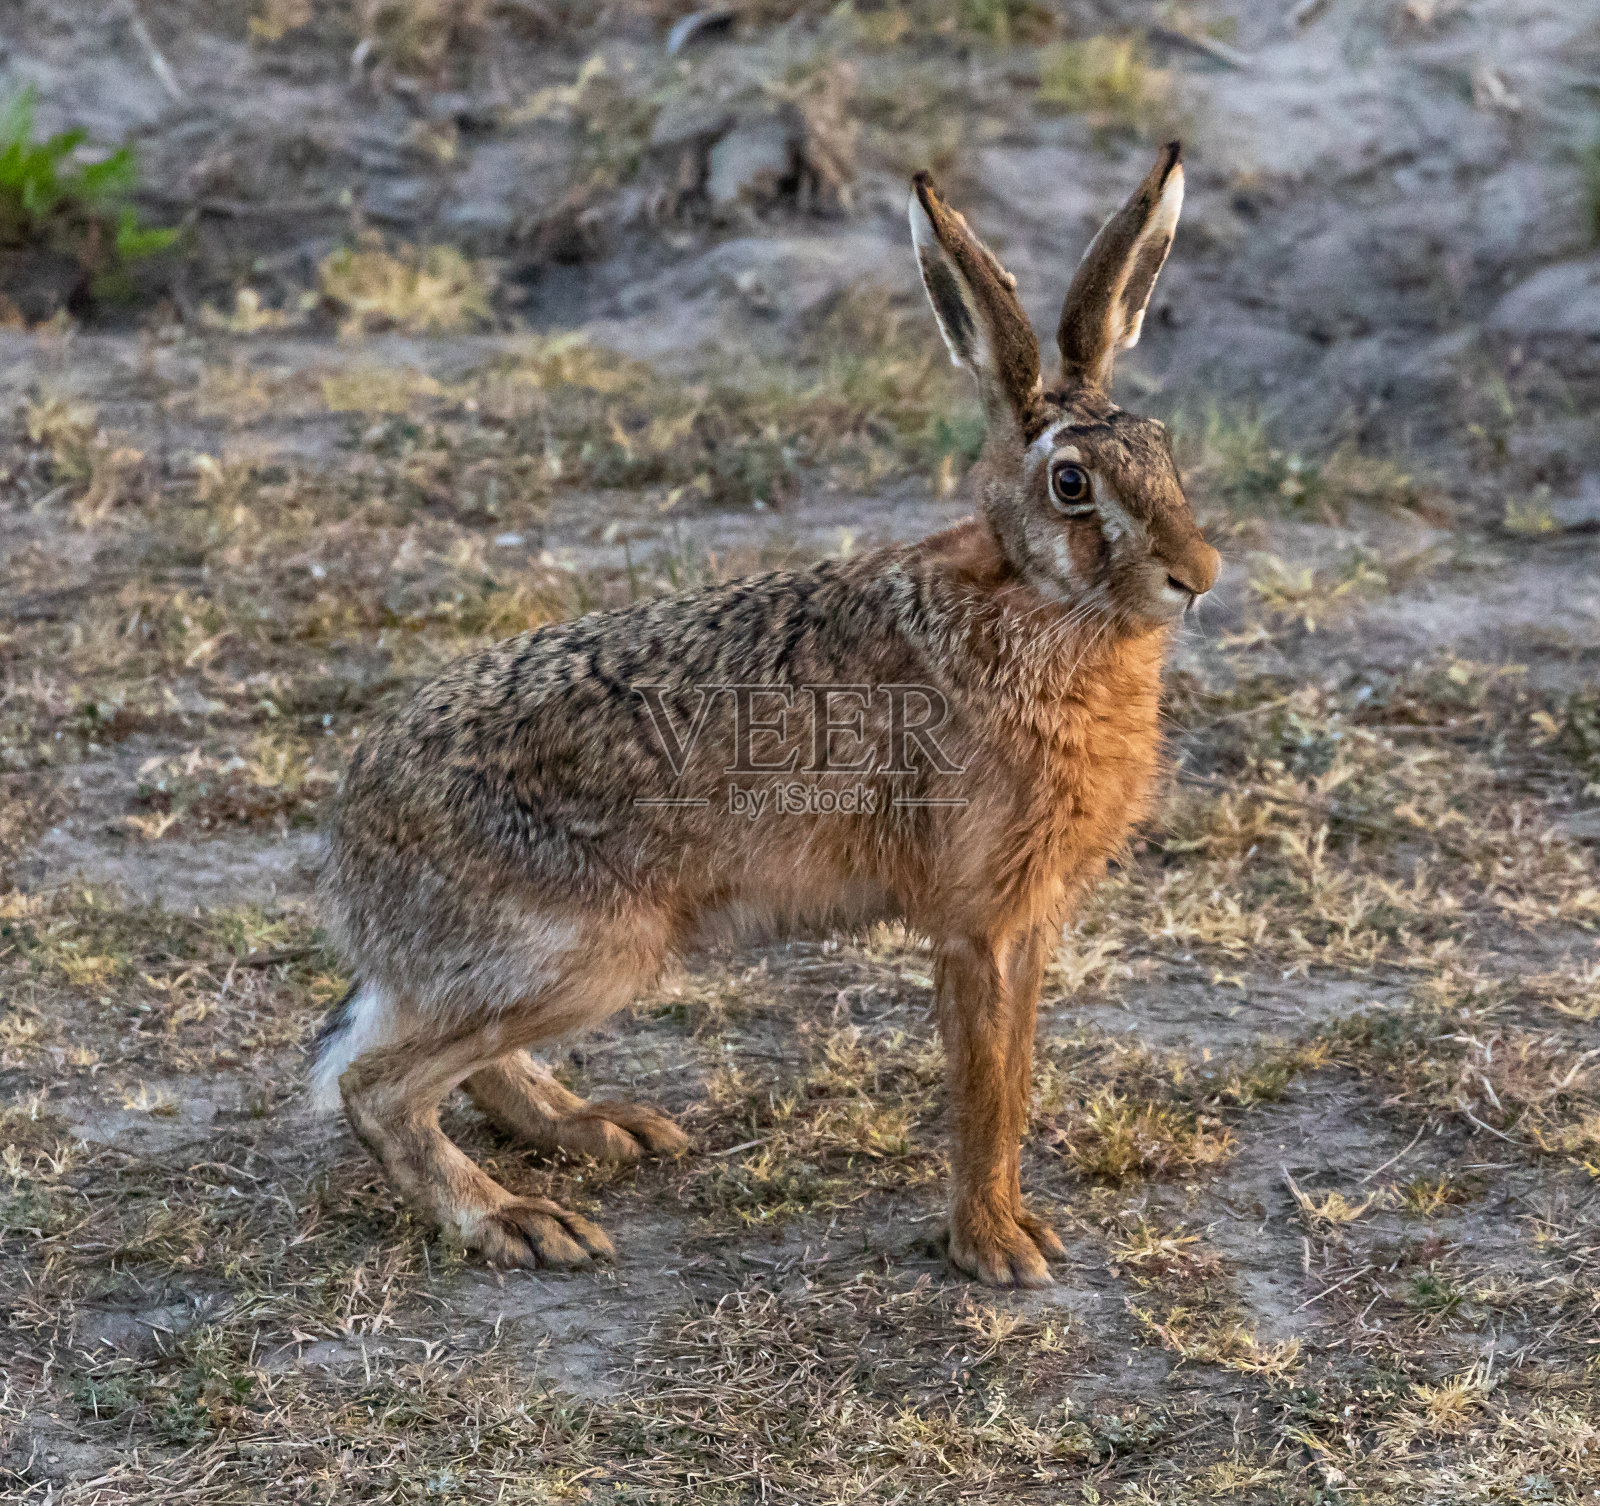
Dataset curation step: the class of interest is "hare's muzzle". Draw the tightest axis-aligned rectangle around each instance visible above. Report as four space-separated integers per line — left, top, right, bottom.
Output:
1165 539 1221 600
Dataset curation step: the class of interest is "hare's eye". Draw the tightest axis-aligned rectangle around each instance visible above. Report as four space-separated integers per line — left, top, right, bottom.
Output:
1050 463 1094 516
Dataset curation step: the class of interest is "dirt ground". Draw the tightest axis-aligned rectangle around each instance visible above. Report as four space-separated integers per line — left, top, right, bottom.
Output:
1 1 1599 1501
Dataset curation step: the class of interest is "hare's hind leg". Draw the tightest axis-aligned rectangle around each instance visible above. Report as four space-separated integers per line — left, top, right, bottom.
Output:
465 1050 689 1163
340 1023 614 1269
335 905 678 1268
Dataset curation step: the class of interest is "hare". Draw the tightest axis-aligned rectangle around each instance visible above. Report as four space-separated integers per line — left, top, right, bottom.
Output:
313 143 1218 1288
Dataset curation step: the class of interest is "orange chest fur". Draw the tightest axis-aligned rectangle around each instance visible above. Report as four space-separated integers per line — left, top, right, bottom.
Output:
992 645 1166 915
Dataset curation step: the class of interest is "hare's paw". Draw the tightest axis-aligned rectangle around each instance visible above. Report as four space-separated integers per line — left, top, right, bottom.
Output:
579 1100 691 1161
539 1101 690 1164
1016 1208 1066 1262
470 1061 690 1164
473 1197 615 1270
943 1202 1062 1289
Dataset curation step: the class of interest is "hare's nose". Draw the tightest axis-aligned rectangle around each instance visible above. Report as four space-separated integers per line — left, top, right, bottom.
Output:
1167 541 1221 599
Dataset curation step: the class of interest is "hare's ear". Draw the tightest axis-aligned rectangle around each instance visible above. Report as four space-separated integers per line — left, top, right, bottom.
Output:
1057 141 1184 393
909 172 1040 429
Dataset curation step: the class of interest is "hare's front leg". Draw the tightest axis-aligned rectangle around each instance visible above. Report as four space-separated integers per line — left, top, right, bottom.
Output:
340 1027 614 1270
465 1050 689 1163
935 929 1065 1288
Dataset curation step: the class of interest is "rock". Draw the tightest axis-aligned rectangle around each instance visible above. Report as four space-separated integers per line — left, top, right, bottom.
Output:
705 115 794 209
974 147 1100 237
1490 259 1600 338
704 235 916 315
644 78 853 222
441 140 535 239
428 92 500 131
588 233 915 361
666 9 738 55
0 247 89 322
1470 163 1579 261
1157 316 1324 396
1557 808 1600 843
361 174 432 224
647 99 734 153
1551 475 1600 531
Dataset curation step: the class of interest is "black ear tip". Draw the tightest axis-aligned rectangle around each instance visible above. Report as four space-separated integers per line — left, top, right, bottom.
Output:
911 169 938 204
1162 140 1182 172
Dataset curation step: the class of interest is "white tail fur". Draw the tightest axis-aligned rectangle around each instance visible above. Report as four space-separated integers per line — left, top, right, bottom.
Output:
309 980 397 1115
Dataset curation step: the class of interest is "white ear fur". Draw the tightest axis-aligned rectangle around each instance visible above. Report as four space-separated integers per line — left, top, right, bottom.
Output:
1108 163 1183 353
908 191 993 377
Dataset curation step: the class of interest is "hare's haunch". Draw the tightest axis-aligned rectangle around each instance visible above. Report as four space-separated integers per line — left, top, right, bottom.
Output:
315 145 1219 1288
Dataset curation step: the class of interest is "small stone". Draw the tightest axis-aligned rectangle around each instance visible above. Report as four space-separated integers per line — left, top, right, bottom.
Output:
1490 260 1600 338
648 99 733 153
1558 809 1600 843
705 116 793 209
1550 476 1600 532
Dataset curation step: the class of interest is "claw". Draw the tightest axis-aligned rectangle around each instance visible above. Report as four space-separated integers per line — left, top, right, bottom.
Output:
477 1197 614 1269
581 1101 691 1161
943 1205 1063 1289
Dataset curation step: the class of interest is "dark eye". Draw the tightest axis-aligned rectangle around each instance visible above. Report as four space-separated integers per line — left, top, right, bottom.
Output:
1050 462 1094 515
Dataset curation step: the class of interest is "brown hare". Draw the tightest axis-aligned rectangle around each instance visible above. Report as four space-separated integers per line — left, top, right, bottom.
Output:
314 143 1219 1288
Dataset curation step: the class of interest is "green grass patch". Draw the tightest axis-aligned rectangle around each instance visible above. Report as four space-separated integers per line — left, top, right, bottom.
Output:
1170 405 1434 522
0 86 178 302
1036 35 1169 135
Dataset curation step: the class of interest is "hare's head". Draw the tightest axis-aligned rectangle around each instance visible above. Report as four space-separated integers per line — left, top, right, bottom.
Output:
910 144 1219 630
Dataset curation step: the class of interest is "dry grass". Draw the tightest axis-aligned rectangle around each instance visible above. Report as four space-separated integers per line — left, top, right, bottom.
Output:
1320 975 1600 1167
316 239 494 337
1283 1171 1384 1231
1245 552 1389 633
1044 1092 1234 1184
22 393 149 526
1107 1219 1223 1283
832 0 1057 47
126 734 339 840
1072 660 1600 977
1036 35 1171 135
1132 1304 1304 1381
4 503 1597 1500
356 0 487 76
4 25 1599 1491
1171 405 1438 522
